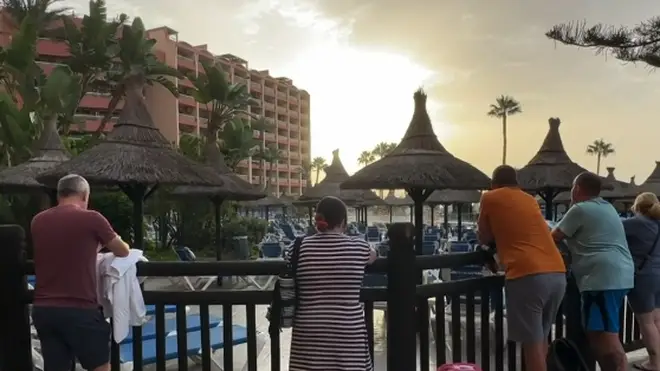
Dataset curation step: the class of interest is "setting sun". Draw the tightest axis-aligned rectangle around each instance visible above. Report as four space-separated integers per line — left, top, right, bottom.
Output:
281 41 450 173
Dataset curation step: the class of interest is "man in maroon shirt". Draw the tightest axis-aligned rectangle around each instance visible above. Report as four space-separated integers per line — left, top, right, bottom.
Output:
31 174 129 371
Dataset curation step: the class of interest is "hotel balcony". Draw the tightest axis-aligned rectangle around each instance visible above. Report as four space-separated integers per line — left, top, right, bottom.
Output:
37 61 66 75
179 113 197 128
234 76 248 86
301 99 309 108
79 94 112 110
263 102 275 112
250 82 262 92
289 137 299 146
288 96 298 105
276 106 287 114
276 91 287 100
178 78 194 89
289 152 300 160
290 111 299 119
264 87 275 96
74 114 117 133
37 38 68 57
277 120 288 130
178 94 196 107
177 55 196 71
264 132 276 142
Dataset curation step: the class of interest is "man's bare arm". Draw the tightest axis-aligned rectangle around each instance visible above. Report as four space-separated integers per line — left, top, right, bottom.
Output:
551 228 567 242
106 236 130 257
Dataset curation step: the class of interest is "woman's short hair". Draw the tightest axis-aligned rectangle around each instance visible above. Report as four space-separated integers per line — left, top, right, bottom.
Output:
632 192 660 220
315 196 347 232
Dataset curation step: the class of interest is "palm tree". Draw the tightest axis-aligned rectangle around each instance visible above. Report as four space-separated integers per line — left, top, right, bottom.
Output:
487 95 522 165
0 14 41 106
95 17 182 135
58 0 126 132
300 158 312 187
186 60 256 146
217 118 266 171
586 139 615 175
178 132 204 162
371 142 396 159
2 0 70 32
358 150 375 166
259 144 282 193
311 156 327 185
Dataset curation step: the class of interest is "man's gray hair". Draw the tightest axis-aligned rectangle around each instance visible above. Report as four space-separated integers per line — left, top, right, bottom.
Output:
57 174 90 198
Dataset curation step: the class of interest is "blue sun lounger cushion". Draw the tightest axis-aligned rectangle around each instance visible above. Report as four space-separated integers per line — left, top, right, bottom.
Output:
121 314 222 344
118 324 249 364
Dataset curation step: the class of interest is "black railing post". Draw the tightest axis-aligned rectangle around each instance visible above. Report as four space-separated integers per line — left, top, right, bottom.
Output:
0 225 32 371
563 273 596 371
386 223 417 371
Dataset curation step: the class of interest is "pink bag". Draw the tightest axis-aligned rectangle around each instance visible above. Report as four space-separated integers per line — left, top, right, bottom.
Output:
438 363 482 371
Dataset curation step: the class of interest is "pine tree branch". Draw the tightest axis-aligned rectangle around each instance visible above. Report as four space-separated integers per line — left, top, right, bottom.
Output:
547 17 660 68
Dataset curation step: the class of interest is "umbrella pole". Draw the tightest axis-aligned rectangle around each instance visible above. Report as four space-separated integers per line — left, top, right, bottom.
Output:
389 206 393 224
213 198 225 287
121 184 157 251
443 204 449 236
456 203 463 240
363 206 368 226
430 205 435 226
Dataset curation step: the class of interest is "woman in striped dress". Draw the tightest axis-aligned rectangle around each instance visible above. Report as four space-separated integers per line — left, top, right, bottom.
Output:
289 196 377 371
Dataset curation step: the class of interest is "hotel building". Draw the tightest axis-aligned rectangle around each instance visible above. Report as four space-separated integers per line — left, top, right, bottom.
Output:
0 19 311 196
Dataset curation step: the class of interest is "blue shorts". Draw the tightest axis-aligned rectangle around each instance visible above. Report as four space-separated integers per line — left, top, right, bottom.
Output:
581 289 628 333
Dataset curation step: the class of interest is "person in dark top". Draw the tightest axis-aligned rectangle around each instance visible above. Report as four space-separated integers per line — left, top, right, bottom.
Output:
31 174 130 371
623 192 660 371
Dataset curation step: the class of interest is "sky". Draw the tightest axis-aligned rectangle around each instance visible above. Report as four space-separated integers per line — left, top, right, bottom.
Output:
66 0 660 182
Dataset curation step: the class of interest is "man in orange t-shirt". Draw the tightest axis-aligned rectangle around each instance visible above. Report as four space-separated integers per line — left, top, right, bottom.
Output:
478 165 566 371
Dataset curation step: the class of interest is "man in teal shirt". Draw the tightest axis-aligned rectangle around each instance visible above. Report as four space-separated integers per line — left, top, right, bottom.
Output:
552 172 633 371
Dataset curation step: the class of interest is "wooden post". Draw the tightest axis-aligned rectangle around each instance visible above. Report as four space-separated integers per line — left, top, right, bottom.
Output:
386 223 417 371
0 225 32 371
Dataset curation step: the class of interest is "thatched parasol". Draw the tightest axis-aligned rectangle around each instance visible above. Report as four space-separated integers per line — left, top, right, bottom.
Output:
341 90 490 191
36 87 228 249
170 143 265 202
640 161 660 196
555 167 639 203
245 194 292 208
297 149 382 206
341 89 490 250
37 91 226 189
516 117 611 219
517 118 590 192
0 117 69 193
425 189 482 205
384 190 413 206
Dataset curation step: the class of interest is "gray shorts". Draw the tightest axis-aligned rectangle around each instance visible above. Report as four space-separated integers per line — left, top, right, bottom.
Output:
505 272 567 343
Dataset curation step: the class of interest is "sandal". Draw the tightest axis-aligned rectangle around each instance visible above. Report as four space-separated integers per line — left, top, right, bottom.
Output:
633 362 658 371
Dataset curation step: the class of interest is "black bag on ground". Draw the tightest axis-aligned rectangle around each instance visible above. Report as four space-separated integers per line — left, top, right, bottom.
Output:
266 236 303 334
547 338 590 371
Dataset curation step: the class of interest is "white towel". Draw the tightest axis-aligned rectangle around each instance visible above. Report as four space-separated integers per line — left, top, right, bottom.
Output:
97 250 148 343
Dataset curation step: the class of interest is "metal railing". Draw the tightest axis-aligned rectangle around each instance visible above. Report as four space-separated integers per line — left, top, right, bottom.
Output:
0 224 644 371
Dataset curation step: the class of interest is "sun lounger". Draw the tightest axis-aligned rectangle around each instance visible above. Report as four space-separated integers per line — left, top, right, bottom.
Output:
145 304 181 316
118 324 249 368
121 314 223 344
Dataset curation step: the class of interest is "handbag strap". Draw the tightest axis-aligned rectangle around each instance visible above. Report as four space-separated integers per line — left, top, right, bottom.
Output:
289 237 303 275
638 221 660 272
